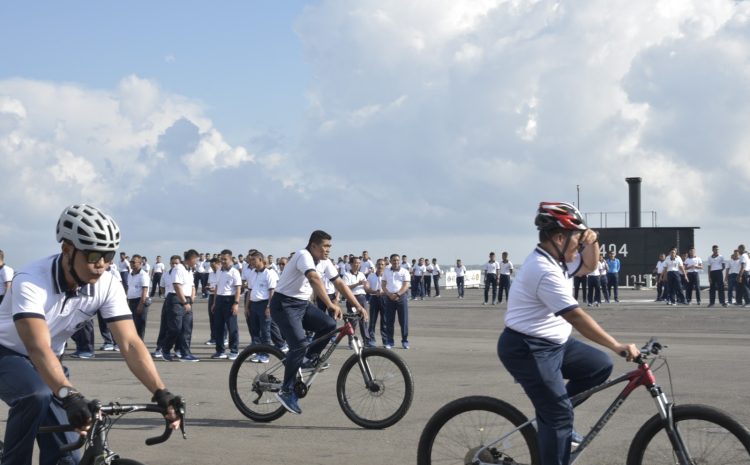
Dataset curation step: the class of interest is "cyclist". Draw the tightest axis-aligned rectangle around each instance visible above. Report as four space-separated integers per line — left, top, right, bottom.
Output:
271 230 368 415
498 202 639 465
0 204 182 465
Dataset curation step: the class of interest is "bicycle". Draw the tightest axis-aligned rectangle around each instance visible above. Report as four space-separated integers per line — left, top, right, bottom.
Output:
417 338 750 464
0 398 187 465
229 313 414 429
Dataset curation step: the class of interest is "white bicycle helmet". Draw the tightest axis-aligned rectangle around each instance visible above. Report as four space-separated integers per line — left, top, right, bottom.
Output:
56 204 120 251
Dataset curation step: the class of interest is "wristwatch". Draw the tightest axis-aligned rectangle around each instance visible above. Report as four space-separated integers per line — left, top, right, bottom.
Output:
56 385 79 400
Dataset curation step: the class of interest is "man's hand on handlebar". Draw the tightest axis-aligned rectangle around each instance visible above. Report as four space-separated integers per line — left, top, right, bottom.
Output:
328 305 343 320
61 393 94 436
356 305 369 322
152 389 184 430
615 343 640 362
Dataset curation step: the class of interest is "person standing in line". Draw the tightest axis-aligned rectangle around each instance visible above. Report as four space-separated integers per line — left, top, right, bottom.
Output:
0 250 14 305
661 248 688 305
707 245 727 307
498 252 513 304
126 254 151 340
431 258 442 298
586 261 601 307
271 230 368 415
203 258 220 346
653 253 667 302
142 256 151 280
401 255 411 273
605 251 620 302
151 255 180 359
573 274 587 302
162 250 199 362
455 259 467 299
365 259 387 347
267 255 280 274
412 258 425 300
483 252 500 305
684 247 703 305
726 250 740 305
344 256 371 347
423 258 433 298
150 255 165 298
735 244 750 307
194 253 205 299
118 252 130 292
361 251 374 276
210 249 242 360
382 254 411 350
337 254 348 278
598 256 610 304
245 251 278 363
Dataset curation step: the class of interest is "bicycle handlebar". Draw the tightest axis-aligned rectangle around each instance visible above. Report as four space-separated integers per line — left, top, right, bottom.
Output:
620 337 666 364
342 312 363 321
40 398 187 452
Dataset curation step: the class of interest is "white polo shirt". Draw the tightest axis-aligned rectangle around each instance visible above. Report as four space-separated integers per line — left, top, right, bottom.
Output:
432 264 441 276
663 256 684 272
655 259 666 274
322 260 338 295
171 263 194 297
684 257 702 273
499 261 513 276
455 265 466 277
361 259 374 275
484 261 500 275
401 262 412 272
382 267 410 294
707 255 725 272
248 268 278 301
413 265 424 277
126 269 150 299
276 248 339 301
739 253 750 273
216 267 242 296
597 260 608 275
207 270 219 292
0 265 14 296
160 266 177 294
504 246 582 344
344 271 367 296
727 258 741 275
0 255 131 356
153 262 165 274
367 272 383 293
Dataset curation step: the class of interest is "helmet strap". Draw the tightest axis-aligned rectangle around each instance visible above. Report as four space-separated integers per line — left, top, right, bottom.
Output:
68 249 88 288
545 230 572 265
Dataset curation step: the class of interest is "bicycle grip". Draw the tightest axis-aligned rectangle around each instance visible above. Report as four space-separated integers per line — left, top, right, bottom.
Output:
145 424 173 446
59 435 86 453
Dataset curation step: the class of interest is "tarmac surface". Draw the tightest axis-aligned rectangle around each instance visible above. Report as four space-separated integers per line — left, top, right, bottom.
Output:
3 287 750 465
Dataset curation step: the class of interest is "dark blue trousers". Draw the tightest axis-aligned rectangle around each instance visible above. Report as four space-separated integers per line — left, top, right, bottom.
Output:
727 273 738 303
667 271 686 304
606 272 619 301
0 346 79 465
248 299 272 346
498 329 612 465
456 276 465 297
498 275 511 302
383 294 409 346
270 293 336 392
71 320 94 353
213 295 239 354
162 294 193 356
586 275 601 304
685 272 701 303
484 274 497 303
367 295 387 345
709 269 726 305
127 298 148 340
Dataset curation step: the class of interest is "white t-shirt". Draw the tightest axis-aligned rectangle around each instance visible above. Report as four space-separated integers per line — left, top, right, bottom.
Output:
684 257 702 273
153 262 165 274
0 265 14 296
248 268 278 301
499 261 513 276
361 259 374 275
413 265 424 277
367 272 383 294
739 253 750 273
455 265 466 277
0 255 131 356
344 271 367 296
727 258 741 275
171 263 194 297
401 262 412 272
431 264 441 276
118 259 131 273
126 269 150 299
655 260 666 274
382 267 411 294
663 256 684 272
504 247 582 344
207 270 219 292
597 260 608 275
484 261 500 275
215 267 242 296
276 248 339 301
142 262 151 275
707 255 725 272
161 266 177 294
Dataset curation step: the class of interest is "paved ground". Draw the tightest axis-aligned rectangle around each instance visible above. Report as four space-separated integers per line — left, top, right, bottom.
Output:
3 288 750 464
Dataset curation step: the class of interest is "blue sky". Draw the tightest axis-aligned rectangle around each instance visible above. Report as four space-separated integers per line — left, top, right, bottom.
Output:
1 1 750 268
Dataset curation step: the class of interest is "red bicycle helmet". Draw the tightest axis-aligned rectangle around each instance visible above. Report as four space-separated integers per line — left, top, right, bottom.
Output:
535 202 587 231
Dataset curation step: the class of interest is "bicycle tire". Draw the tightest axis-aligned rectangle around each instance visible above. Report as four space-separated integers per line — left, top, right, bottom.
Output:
228 344 287 422
336 347 414 429
626 403 750 465
417 395 539 465
111 459 146 465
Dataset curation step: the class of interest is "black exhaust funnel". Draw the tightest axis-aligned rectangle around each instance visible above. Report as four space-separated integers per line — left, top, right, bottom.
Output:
626 177 642 228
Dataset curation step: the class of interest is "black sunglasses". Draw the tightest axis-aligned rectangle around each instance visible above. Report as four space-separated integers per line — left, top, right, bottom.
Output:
82 250 116 264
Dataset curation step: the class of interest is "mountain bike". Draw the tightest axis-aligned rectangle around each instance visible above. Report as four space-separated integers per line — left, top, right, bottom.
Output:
417 338 750 464
0 398 187 465
229 313 414 429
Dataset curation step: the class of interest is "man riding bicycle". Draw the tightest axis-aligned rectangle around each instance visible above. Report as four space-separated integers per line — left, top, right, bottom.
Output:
0 204 182 465
498 202 639 465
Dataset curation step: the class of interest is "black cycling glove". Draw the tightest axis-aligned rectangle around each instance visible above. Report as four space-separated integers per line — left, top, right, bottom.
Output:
152 388 179 410
61 393 93 429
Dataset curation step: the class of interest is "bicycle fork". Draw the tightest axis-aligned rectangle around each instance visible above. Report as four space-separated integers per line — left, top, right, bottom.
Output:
351 338 379 391
650 386 692 465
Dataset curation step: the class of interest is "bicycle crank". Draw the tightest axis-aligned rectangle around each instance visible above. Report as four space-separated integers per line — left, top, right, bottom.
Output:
294 381 309 398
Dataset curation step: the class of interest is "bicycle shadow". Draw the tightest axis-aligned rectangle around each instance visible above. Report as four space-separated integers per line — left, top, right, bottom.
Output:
111 417 361 432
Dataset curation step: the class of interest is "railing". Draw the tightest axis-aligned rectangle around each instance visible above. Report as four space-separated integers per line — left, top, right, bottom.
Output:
583 211 658 228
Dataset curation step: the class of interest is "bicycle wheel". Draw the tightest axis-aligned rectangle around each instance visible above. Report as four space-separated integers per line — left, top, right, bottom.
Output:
417 396 539 465
626 404 750 465
336 347 414 429
228 344 287 422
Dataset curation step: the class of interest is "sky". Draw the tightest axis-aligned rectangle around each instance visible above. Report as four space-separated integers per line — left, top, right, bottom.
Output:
1 0 749 269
